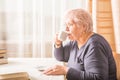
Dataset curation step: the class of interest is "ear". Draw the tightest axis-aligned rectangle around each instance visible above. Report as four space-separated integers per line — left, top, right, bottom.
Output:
82 24 87 32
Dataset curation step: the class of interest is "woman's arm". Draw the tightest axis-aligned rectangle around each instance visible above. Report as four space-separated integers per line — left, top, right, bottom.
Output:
54 41 71 62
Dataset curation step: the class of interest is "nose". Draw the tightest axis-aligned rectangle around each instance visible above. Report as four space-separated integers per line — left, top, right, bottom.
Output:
66 26 69 31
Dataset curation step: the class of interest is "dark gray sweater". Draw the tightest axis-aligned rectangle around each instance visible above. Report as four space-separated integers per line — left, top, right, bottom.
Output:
54 33 117 80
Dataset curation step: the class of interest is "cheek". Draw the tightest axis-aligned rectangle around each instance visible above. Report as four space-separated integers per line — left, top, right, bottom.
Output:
70 28 81 40
69 27 75 33
69 30 77 40
70 27 78 35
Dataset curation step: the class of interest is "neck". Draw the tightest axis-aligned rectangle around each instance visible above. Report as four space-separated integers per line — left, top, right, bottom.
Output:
77 32 93 49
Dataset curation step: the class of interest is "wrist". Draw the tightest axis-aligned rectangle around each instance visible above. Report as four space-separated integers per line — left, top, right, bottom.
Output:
55 44 61 48
64 67 69 75
55 43 62 48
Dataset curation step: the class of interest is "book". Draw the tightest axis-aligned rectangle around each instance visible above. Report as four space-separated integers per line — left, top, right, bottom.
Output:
0 72 30 80
0 49 8 64
0 53 6 58
0 49 7 54
0 58 8 64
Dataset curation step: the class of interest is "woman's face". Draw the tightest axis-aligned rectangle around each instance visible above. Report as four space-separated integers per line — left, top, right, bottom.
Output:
65 19 83 40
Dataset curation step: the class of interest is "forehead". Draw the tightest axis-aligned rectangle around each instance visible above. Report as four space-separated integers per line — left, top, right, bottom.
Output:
65 18 74 24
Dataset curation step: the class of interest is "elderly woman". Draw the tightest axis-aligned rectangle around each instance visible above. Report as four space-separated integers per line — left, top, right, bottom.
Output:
43 9 117 80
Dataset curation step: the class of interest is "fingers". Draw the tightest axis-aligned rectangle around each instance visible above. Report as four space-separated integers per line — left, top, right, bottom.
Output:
43 65 62 75
43 67 52 73
54 34 62 45
43 67 57 75
43 65 67 75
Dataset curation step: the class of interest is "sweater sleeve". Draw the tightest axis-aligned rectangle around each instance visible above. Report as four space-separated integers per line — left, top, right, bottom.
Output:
54 41 71 62
66 45 109 80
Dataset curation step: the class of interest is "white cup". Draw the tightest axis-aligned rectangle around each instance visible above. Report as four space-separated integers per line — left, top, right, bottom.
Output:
58 31 68 41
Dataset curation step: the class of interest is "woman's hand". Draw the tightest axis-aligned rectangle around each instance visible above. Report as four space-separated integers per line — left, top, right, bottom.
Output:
43 65 69 75
54 33 62 48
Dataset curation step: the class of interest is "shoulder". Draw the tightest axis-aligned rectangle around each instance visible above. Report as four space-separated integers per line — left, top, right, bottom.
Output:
84 33 112 52
84 33 112 55
87 33 109 46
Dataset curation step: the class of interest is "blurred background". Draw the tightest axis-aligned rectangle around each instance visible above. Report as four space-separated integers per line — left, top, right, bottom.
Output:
0 0 119 58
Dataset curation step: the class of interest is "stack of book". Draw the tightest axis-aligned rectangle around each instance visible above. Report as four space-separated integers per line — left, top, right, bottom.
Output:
0 49 8 64
0 72 30 80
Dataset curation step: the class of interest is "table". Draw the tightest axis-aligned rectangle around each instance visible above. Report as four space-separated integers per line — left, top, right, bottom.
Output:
0 58 64 80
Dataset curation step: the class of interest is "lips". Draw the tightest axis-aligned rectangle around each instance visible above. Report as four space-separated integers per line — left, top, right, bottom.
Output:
65 31 71 37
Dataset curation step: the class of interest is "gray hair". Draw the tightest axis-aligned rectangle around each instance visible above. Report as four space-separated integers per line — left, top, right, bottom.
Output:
64 9 93 33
